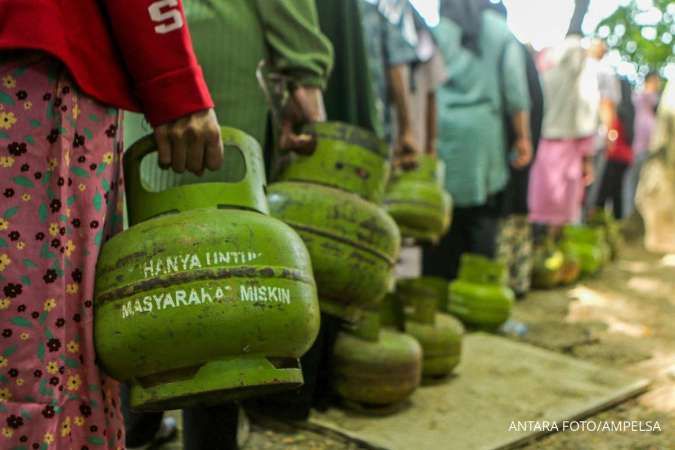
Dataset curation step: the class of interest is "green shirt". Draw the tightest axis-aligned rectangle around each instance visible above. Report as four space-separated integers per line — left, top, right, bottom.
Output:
124 0 333 187
317 0 380 135
434 12 530 207
186 0 333 146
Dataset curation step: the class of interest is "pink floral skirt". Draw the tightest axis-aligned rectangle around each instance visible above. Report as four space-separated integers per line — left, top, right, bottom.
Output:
0 54 125 449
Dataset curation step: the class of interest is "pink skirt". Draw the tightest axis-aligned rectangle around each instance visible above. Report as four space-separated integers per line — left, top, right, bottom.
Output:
528 137 595 225
0 55 125 449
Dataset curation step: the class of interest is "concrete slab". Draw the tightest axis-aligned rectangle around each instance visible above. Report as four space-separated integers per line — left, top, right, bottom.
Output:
307 333 649 450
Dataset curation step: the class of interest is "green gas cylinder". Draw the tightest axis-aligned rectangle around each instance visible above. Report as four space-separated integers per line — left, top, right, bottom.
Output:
393 278 463 379
94 129 320 411
331 312 422 413
560 226 609 276
279 122 391 203
267 182 399 321
588 210 622 261
405 314 463 380
396 276 450 313
531 242 564 289
384 155 452 243
559 245 582 285
448 254 515 330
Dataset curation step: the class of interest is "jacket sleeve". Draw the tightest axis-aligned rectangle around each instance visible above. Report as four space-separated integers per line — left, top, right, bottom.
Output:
102 0 214 126
256 0 333 89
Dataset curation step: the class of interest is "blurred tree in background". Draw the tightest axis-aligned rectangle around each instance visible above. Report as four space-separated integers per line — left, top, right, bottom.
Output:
596 0 674 75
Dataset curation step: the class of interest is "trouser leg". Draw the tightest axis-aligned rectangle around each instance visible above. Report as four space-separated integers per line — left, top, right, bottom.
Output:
422 207 471 281
311 314 343 411
623 156 642 217
500 215 532 296
121 384 164 448
513 216 533 295
586 148 607 211
611 163 628 219
468 205 499 258
183 403 239 450
595 161 616 210
245 314 342 420
597 161 628 218
496 217 514 282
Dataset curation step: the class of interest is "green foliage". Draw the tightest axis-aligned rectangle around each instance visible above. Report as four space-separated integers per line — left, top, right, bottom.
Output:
597 0 674 74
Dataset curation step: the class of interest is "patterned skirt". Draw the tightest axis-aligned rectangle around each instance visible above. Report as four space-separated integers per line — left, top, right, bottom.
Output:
0 54 125 449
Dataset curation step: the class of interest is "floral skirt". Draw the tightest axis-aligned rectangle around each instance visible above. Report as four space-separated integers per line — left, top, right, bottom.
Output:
496 214 533 296
0 54 125 449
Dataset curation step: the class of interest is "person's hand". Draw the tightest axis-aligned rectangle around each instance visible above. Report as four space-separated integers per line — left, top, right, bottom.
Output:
154 109 223 175
394 129 420 170
606 127 619 153
279 86 326 154
511 137 533 169
582 157 595 186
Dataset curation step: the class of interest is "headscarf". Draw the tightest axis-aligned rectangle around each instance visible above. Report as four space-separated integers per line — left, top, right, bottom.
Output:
439 0 486 55
483 0 507 18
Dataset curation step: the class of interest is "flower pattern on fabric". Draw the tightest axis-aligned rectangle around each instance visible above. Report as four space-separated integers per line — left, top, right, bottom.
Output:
0 56 125 449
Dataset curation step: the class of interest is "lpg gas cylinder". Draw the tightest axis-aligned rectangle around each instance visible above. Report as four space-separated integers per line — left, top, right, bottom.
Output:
560 226 608 276
384 155 452 243
405 314 463 380
531 242 564 289
331 312 422 413
396 277 450 313
588 210 622 261
394 278 463 379
448 254 515 330
94 128 320 411
267 182 400 321
559 245 582 285
278 122 391 203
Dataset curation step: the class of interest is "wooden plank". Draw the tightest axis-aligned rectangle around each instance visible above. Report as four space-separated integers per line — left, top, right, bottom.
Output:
308 333 649 450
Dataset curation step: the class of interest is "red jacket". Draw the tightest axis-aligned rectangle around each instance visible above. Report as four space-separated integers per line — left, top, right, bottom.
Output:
606 117 633 165
0 0 213 126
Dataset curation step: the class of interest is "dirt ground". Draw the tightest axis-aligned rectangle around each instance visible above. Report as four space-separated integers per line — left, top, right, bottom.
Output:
512 241 675 449
164 238 674 449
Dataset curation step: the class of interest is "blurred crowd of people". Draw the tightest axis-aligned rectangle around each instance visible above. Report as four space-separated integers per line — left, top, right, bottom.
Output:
365 0 667 298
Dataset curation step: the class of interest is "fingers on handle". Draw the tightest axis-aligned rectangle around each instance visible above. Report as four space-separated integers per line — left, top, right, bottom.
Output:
185 126 206 176
280 121 316 154
204 126 224 171
170 126 188 174
154 127 172 169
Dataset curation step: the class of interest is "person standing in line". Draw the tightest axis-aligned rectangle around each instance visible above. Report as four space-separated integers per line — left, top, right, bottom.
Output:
317 0 382 133
407 11 448 159
359 0 421 166
485 1 541 298
0 1 223 449
584 39 622 213
391 8 448 279
422 0 532 281
495 41 542 298
624 71 662 217
528 35 599 236
122 1 334 448
593 77 635 219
